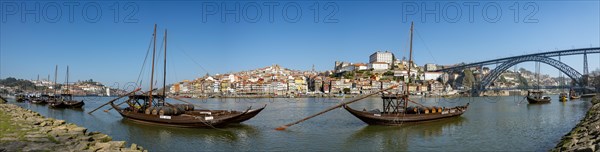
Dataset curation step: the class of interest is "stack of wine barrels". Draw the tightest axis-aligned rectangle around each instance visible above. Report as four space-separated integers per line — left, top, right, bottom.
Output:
158 106 182 116
173 104 194 111
406 106 418 114
418 107 430 114
434 106 442 113
143 104 196 116
430 106 437 113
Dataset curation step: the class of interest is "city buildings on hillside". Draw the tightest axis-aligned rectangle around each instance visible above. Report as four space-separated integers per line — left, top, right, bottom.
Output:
165 50 570 97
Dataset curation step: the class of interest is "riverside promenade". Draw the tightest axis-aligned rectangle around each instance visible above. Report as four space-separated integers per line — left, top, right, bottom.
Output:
0 103 147 152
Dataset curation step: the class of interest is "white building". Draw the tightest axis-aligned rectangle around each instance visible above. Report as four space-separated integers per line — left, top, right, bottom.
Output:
369 51 394 64
227 74 236 82
369 62 389 70
341 65 355 72
354 63 368 71
334 61 352 73
424 72 443 81
425 63 437 71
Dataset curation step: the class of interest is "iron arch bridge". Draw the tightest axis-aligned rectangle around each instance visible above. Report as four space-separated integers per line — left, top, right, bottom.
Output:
431 47 600 95
434 47 600 73
480 56 582 90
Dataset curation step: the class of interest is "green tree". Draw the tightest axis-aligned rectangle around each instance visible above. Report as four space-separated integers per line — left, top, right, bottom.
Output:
343 71 355 79
462 69 475 88
383 71 394 76
329 73 336 78
0 77 45 91
343 88 351 94
498 76 507 83
589 70 600 91
518 74 529 88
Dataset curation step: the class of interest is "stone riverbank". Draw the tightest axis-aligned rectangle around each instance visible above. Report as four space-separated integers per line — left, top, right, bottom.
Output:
554 97 600 151
0 104 147 152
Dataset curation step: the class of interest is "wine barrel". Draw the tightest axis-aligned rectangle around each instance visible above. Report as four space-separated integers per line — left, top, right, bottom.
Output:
159 107 172 115
418 107 430 114
171 106 181 115
186 104 195 111
174 104 185 112
406 106 417 114
417 107 424 113
179 106 186 112
151 107 160 115
145 107 153 115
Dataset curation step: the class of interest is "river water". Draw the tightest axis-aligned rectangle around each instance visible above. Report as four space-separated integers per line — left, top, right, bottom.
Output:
8 95 592 151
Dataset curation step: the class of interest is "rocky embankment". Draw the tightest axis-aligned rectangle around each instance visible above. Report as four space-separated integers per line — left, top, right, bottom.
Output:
0 104 147 152
554 97 600 151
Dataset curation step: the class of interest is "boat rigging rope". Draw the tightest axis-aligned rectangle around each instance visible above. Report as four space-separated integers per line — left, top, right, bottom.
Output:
515 96 526 105
154 32 166 89
177 47 211 75
136 36 155 89
414 28 437 63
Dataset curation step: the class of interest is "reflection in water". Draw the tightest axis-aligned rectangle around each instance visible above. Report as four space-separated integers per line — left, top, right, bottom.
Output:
118 118 263 150
344 117 465 151
6 96 592 151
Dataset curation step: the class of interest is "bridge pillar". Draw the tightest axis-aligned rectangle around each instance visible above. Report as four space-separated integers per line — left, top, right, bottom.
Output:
471 88 481 97
584 51 589 76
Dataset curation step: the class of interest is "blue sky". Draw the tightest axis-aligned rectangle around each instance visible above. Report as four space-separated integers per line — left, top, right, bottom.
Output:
1 1 599 89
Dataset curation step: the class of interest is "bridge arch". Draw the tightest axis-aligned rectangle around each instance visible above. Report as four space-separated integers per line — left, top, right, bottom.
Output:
480 56 583 90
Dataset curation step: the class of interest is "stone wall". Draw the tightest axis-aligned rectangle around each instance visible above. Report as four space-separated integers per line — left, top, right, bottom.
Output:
554 97 600 152
0 104 147 152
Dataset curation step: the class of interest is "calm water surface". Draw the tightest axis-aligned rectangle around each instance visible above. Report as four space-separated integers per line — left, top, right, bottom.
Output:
9 95 592 151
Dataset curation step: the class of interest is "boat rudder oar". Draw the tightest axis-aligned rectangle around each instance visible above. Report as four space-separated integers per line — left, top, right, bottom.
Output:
275 85 398 131
88 88 141 114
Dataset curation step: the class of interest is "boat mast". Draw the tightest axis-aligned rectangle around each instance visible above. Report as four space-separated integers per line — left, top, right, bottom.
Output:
163 29 167 102
536 61 540 91
149 24 157 107
66 66 70 100
405 21 414 109
54 65 58 95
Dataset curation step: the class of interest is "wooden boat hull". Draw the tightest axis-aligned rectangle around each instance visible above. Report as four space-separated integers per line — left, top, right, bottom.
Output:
570 96 580 100
110 101 259 128
343 104 469 125
527 96 550 104
117 111 245 128
31 99 47 104
229 104 266 123
64 100 84 108
581 94 596 98
189 105 267 124
50 100 85 108
16 95 27 102
49 101 66 108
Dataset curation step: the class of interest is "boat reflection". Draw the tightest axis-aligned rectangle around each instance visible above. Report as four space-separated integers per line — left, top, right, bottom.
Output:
120 119 260 143
343 117 465 151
